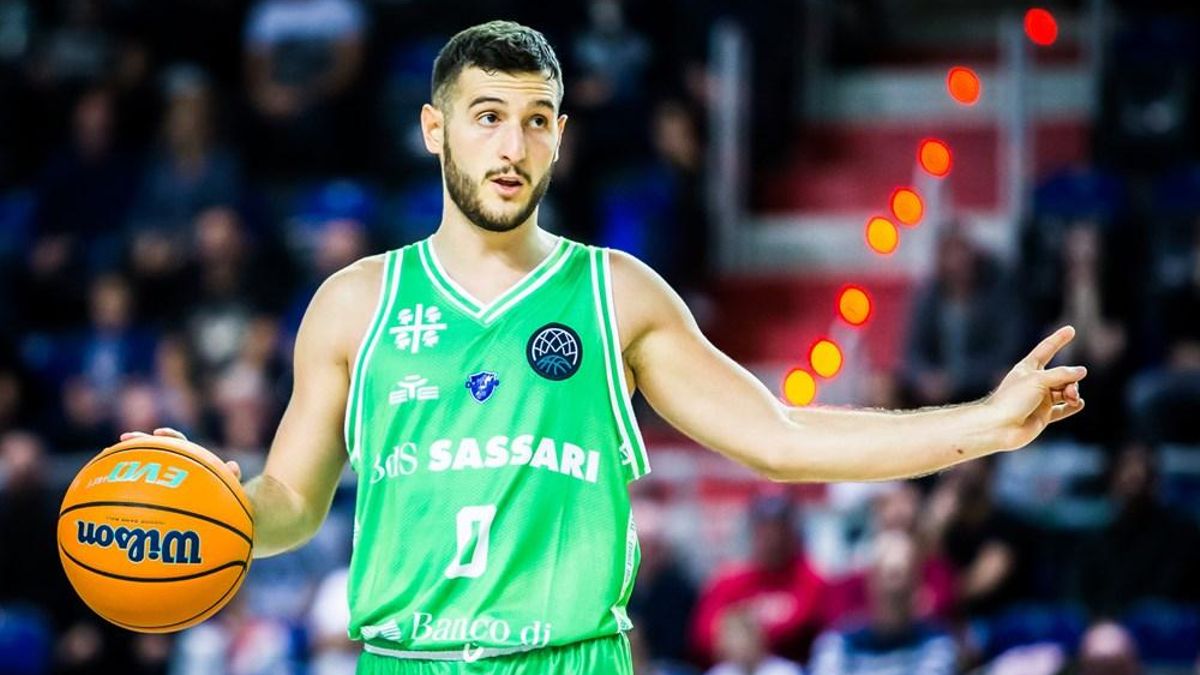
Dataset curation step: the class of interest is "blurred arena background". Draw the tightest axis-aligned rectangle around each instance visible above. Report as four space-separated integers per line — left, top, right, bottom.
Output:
1 0 1200 673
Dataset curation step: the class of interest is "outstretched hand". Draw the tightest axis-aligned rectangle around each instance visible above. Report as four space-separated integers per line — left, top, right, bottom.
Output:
118 427 243 481
986 325 1088 451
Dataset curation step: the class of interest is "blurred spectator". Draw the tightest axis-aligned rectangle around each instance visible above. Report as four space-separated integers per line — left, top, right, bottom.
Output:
630 496 698 665
210 315 287 454
0 431 63 620
24 0 154 137
51 376 115 454
284 215 368 336
691 492 827 665
135 0 246 87
128 64 243 244
115 380 166 441
21 87 138 329
25 0 118 90
0 369 22 434
1073 621 1142 675
594 99 707 296
0 340 30 435
568 0 653 167
42 274 156 451
0 0 34 183
0 0 32 68
307 567 355 675
900 223 1015 407
1028 221 1133 442
74 274 157 399
630 624 699 675
186 206 273 375
153 336 202 436
706 609 804 675
809 532 957 675
287 180 374 272
243 0 368 174
1128 215 1200 443
281 180 372 334
312 217 368 280
0 430 139 674
1095 20 1197 171
1071 443 1200 616
123 225 193 329
171 593 300 675
825 483 956 624
650 99 706 277
922 458 1034 617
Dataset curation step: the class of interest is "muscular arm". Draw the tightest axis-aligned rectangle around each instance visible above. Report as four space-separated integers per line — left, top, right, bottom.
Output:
612 251 1087 482
244 257 382 557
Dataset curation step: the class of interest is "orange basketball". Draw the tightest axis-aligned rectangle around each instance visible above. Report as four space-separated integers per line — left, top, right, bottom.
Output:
57 436 254 633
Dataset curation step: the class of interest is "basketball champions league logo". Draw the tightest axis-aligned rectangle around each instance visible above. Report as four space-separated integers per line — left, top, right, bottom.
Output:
526 323 582 381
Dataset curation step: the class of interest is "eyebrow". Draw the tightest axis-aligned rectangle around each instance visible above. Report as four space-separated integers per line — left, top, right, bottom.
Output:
467 96 556 112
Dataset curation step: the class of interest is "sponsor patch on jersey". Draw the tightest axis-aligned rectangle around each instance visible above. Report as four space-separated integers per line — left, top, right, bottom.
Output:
465 371 500 403
389 374 440 405
390 304 446 354
526 323 582 381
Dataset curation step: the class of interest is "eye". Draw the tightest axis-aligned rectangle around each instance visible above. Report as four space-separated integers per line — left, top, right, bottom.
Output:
478 113 499 126
529 116 548 128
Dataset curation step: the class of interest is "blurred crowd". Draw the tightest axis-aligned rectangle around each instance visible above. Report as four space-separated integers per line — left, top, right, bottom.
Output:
1 1 1200 675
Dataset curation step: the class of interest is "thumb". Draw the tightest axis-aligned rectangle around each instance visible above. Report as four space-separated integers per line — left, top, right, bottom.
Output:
225 460 242 481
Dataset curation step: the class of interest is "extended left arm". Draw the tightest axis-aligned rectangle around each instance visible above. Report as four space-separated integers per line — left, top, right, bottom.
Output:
612 252 1086 483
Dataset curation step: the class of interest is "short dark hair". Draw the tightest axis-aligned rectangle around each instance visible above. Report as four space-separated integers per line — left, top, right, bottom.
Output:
432 21 563 110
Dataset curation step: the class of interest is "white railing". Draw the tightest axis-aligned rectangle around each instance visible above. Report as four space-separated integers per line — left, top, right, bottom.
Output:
708 2 1106 277
707 19 750 273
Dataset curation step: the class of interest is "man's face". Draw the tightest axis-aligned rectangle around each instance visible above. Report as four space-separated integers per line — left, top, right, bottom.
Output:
868 533 918 603
750 519 793 571
434 67 566 233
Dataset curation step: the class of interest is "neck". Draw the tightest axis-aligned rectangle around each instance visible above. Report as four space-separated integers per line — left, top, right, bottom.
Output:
432 206 554 270
871 600 912 634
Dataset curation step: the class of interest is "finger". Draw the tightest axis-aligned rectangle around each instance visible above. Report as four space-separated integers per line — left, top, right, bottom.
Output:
225 461 242 481
1023 325 1077 369
1041 365 1087 389
1049 398 1085 424
153 427 187 439
1047 382 1080 404
119 431 149 441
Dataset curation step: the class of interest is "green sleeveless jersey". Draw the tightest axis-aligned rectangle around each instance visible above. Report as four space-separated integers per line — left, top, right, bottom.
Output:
343 235 650 662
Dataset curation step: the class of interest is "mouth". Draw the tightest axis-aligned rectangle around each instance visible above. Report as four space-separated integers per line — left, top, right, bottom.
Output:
490 176 525 197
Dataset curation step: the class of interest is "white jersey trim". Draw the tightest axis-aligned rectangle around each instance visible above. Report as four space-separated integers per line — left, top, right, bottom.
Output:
362 642 540 662
345 249 404 467
589 248 643 481
601 249 651 477
481 241 576 323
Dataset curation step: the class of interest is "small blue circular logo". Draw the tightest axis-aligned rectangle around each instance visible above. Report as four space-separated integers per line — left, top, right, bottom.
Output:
526 323 583 381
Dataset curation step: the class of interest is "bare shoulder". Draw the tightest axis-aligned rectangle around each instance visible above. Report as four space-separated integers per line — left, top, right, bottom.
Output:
319 253 387 305
606 248 695 355
301 253 388 365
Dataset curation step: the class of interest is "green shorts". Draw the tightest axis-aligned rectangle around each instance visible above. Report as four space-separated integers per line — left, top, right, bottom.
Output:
355 634 633 674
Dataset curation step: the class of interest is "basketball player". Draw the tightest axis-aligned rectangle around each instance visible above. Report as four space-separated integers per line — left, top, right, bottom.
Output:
122 20 1087 674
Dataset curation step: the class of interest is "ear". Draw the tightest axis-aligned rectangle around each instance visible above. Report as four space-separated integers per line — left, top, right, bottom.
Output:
554 114 569 162
421 103 444 155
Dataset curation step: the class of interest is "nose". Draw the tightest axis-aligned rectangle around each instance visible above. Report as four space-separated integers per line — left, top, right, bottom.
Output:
497 120 527 165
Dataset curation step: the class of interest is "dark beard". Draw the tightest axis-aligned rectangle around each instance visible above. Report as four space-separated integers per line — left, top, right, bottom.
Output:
442 140 552 233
